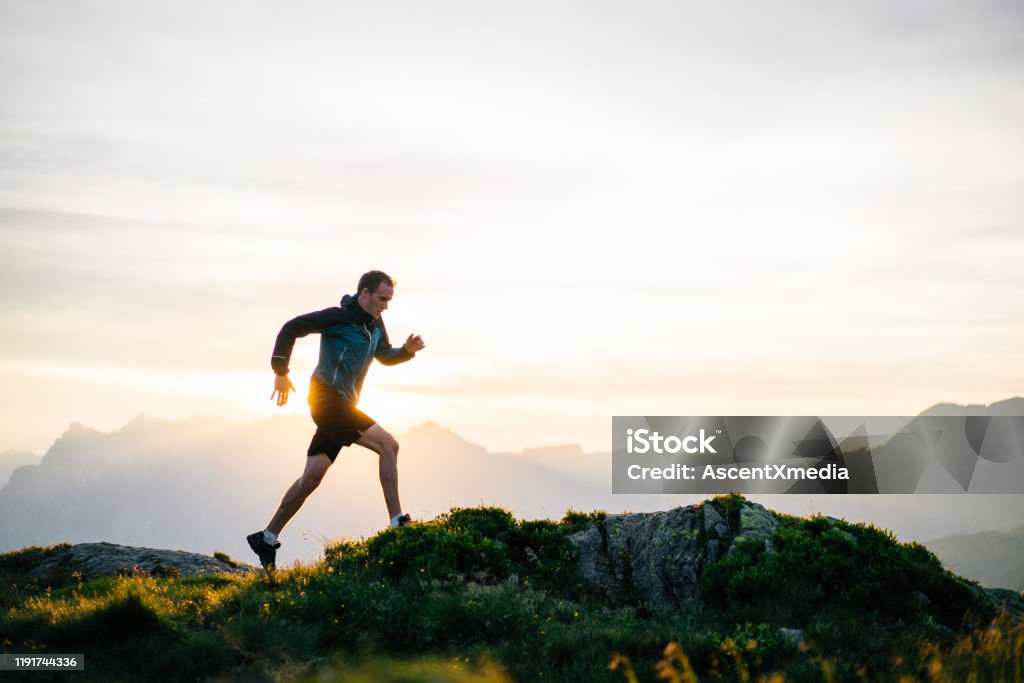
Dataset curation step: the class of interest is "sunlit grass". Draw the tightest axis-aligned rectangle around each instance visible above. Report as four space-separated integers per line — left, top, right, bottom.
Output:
608 611 1024 683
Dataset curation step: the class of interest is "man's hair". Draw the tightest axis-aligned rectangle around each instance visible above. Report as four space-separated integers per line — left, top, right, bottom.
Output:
357 270 396 295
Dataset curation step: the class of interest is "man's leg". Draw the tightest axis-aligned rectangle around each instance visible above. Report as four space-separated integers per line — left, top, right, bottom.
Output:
355 424 402 519
266 453 333 535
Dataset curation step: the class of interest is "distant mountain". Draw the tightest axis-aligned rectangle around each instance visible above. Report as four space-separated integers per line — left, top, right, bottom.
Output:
926 526 1024 591
864 397 1024 493
919 397 1024 417
0 449 41 488
0 414 662 566
2 400 1022 573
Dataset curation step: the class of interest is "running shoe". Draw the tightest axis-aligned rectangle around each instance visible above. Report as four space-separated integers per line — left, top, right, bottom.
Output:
247 531 281 570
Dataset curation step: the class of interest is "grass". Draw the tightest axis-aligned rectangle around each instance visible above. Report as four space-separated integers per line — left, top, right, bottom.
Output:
0 497 1020 682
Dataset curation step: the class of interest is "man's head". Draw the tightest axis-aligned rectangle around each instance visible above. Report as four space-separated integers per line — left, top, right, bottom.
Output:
356 270 396 319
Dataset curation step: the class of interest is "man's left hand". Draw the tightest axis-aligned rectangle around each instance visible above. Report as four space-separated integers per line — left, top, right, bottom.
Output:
271 374 296 407
404 334 426 354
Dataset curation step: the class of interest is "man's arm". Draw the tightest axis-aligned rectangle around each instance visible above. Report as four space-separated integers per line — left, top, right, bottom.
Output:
270 307 350 376
374 325 425 366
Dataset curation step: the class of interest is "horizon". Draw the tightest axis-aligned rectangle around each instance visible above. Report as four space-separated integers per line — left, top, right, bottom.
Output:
6 394 1024 459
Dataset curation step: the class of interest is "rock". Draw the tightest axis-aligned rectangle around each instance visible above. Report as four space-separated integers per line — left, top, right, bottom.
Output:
778 627 805 648
567 500 785 607
604 513 649 585
908 591 930 607
703 503 729 538
981 587 1024 617
826 519 858 545
627 507 703 606
568 502 741 607
568 526 605 588
739 502 779 540
726 502 779 557
28 542 254 581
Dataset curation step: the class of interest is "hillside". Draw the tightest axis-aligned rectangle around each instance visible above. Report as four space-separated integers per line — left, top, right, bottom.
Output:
1 496 1021 682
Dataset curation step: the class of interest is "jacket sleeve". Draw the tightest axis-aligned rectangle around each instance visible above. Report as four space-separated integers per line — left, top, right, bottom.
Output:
374 322 415 366
270 308 348 375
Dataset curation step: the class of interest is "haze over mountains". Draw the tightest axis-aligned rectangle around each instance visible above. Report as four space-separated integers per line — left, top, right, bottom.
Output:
0 450 40 488
1 399 1022 586
927 525 1024 592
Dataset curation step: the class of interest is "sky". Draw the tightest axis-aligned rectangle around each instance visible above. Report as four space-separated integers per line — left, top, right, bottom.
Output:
1 0 1022 455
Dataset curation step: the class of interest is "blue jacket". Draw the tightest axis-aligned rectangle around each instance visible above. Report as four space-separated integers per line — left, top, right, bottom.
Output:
271 294 414 404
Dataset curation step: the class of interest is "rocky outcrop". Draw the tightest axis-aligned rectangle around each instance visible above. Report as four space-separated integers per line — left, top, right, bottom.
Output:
569 499 779 607
978 587 1024 618
28 542 254 581
568 498 1024 624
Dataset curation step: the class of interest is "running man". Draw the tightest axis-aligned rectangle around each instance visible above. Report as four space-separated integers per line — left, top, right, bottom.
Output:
247 270 425 570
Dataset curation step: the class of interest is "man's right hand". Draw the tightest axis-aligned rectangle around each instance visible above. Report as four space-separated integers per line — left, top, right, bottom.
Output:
271 374 296 407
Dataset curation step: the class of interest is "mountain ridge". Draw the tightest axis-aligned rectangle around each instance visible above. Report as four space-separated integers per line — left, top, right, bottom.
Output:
2 398 1021 579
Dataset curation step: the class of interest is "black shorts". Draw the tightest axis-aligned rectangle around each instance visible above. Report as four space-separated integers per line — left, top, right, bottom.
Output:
307 385 375 463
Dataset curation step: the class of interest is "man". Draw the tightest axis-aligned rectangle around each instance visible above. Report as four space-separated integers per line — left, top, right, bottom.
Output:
247 270 426 571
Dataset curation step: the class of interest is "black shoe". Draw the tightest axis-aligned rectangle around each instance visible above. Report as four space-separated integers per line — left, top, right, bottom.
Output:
396 514 411 527
247 531 280 570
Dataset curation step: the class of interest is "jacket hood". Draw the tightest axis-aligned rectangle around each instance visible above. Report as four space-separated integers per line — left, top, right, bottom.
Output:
340 293 374 322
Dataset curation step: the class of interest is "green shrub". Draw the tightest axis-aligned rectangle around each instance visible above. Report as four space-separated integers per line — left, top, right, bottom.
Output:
362 522 511 582
505 519 580 592
708 493 745 533
325 507 582 593
436 507 517 538
702 511 993 630
561 508 607 534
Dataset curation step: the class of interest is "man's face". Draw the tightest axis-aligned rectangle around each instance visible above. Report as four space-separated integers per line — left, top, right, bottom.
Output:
358 282 393 319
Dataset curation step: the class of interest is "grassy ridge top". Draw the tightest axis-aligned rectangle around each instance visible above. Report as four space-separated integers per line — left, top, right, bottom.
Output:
1 496 1020 682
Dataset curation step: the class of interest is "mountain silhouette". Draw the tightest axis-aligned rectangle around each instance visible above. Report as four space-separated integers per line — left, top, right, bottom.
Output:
1 399 1022 572
0 449 40 488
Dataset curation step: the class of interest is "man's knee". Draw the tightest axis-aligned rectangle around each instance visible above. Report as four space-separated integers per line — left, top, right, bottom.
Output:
301 455 331 489
380 436 400 467
298 473 323 495
374 434 400 472
359 425 399 458
302 470 325 489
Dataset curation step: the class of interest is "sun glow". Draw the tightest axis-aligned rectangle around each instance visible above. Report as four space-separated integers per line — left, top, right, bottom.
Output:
356 386 436 433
